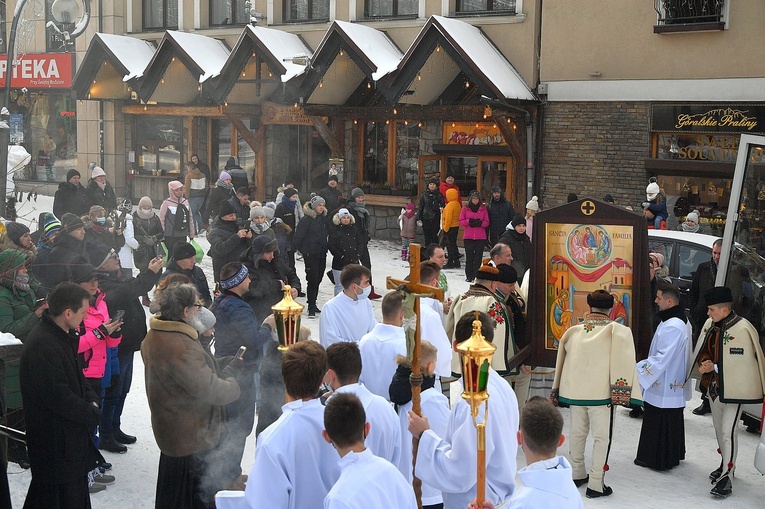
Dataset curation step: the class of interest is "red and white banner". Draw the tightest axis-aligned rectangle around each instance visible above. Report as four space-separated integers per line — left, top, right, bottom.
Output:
0 53 74 89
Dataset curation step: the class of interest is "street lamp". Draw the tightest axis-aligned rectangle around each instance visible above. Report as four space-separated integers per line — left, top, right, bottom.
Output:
271 285 303 351
0 0 91 217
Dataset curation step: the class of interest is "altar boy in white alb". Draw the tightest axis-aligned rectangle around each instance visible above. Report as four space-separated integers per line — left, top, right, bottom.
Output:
326 342 402 466
408 311 519 509
322 393 417 509
215 341 340 509
634 282 692 471
359 291 407 400
320 264 378 347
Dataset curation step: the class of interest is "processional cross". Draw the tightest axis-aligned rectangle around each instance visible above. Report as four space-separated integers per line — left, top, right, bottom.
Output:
386 243 444 508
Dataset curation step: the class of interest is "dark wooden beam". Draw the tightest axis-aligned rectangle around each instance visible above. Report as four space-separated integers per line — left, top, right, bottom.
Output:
494 115 526 208
309 116 343 158
225 112 259 158
303 105 486 121
122 104 261 117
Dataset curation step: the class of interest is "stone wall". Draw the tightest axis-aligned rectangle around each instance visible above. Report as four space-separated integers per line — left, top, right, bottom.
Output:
367 204 405 241
540 102 650 210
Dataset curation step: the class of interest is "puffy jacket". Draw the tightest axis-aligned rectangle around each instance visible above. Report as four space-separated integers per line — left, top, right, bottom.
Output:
329 214 361 271
184 166 208 199
439 181 461 203
417 188 444 222
0 250 38 340
53 181 90 218
441 189 461 232
318 185 343 214
293 202 329 256
133 214 164 271
244 255 300 323
400 209 417 239
159 181 196 239
347 200 371 239
44 233 85 290
211 290 273 367
459 204 489 240
486 195 515 237
206 183 235 223
78 291 121 379
207 218 251 282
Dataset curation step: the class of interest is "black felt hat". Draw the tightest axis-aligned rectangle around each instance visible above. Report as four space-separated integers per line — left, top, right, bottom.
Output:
587 289 614 309
476 262 517 284
704 286 733 306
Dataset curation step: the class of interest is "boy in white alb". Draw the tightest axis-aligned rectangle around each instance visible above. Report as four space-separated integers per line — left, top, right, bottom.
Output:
359 291 407 400
320 264 378 347
323 393 416 509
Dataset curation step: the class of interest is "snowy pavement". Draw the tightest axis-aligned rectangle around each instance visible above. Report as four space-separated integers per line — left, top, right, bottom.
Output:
6 195 765 508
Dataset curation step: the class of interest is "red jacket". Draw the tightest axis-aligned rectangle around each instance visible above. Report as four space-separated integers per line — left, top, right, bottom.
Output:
439 181 461 204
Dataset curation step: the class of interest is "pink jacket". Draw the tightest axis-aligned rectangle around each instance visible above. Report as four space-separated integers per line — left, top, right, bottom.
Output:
78 291 121 379
459 205 489 240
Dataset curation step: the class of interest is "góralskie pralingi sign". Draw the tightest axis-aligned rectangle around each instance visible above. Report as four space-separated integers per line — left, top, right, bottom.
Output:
651 104 765 134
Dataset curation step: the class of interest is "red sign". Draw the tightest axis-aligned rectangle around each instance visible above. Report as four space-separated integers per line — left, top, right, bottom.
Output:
0 53 73 89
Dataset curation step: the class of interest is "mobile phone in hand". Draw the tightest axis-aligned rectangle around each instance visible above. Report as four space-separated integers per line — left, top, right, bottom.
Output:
112 310 125 322
236 346 247 360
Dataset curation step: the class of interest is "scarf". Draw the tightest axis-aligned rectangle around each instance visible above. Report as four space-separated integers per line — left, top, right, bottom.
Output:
281 194 297 210
404 204 415 218
468 201 480 212
252 221 270 235
14 273 30 292
217 180 233 190
680 221 700 233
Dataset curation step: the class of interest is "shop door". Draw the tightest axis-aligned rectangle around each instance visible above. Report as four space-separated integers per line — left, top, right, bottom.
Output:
478 157 514 202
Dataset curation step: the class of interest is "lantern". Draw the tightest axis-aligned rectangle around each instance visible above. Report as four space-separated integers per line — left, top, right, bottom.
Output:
271 285 303 351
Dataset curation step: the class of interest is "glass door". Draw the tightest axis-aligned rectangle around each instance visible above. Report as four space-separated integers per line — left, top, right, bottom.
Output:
418 155 444 195
478 157 513 202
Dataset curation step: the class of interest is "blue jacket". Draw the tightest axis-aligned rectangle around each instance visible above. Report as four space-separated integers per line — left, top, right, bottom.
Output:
646 196 668 220
211 290 272 366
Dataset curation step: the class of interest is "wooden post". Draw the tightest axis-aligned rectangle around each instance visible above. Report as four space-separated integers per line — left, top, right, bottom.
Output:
476 422 487 506
386 243 444 508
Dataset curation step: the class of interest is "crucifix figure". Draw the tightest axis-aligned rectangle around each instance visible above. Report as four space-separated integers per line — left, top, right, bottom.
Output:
386 243 445 508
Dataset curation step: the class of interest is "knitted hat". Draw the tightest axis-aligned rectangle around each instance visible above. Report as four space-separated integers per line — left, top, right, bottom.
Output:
219 171 232 182
603 194 615 203
337 208 352 219
70 257 98 283
587 290 614 309
511 213 527 227
5 222 29 246
173 241 197 261
704 286 733 306
66 169 80 182
137 196 154 219
220 264 249 290
284 188 298 198
219 200 237 218
310 195 325 209
42 215 62 238
567 193 578 203
468 190 481 200
197 307 217 333
686 210 699 224
250 206 268 220
351 187 364 199
91 166 106 179
0 248 27 273
491 186 502 194
263 202 276 219
646 181 660 199
525 196 539 211
328 175 338 182
649 252 665 267
251 236 278 257
88 244 116 270
60 213 85 234
427 177 439 186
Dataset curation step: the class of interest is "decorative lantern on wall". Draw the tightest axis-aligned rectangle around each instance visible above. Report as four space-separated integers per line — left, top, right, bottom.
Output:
272 285 303 351
456 315 496 507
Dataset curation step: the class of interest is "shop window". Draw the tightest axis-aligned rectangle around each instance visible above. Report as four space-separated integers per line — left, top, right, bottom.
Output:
8 91 77 182
134 117 182 175
654 0 726 33
396 122 420 189
456 0 516 15
446 156 477 199
237 120 255 176
212 119 233 178
210 0 248 26
365 0 417 18
283 0 329 22
143 0 178 30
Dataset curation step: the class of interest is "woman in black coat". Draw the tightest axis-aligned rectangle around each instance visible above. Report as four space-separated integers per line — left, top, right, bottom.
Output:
328 208 361 296
498 213 532 277
417 178 445 246
293 196 329 316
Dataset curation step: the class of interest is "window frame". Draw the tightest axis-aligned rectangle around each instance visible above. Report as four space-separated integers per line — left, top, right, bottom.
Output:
364 0 419 19
143 0 179 31
282 0 331 24
455 0 517 16
654 0 727 33
209 0 250 27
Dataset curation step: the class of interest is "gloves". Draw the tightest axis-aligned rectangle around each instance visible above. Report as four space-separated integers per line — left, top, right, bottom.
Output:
642 202 650 209
416 220 423 227
468 219 482 227
221 356 244 380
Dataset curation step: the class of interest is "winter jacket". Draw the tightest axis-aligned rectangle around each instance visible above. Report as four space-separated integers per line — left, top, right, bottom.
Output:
84 217 124 251
44 233 85 289
486 195 515 238
227 195 250 224
53 181 90 218
141 316 241 457
400 209 417 239
161 258 213 306
347 200 371 240
318 185 343 214
645 194 668 221
499 228 532 276
225 157 249 191
0 250 39 340
459 204 489 240
184 166 207 199
159 181 196 239
206 182 235 223
133 213 164 271
208 218 251 282
86 179 118 214
329 213 361 271
417 188 444 222
293 202 329 256
275 198 298 250
20 313 102 484
78 291 121 379
441 189 461 232
98 268 161 354
211 290 273 367
243 251 300 323
439 181 461 203
117 214 139 270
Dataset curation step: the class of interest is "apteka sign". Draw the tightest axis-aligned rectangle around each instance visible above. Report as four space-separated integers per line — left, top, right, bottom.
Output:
0 53 73 89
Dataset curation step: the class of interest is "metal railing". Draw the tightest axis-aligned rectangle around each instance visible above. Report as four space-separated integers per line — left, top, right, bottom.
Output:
655 0 724 25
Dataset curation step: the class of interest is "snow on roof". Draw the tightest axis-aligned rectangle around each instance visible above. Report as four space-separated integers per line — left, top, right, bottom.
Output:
246 26 313 83
333 21 402 81
166 31 230 83
95 33 156 81
431 15 535 101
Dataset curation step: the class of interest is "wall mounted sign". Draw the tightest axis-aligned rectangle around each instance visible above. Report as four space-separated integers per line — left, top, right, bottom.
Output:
261 101 313 125
651 104 765 134
0 53 74 89
442 122 506 146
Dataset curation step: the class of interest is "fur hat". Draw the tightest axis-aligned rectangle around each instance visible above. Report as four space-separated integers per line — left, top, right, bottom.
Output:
351 187 365 199
587 290 614 309
310 195 325 209
91 166 106 179
526 196 539 211
218 200 237 218
173 241 197 261
66 169 80 182
686 210 699 224
704 286 733 306
60 213 85 234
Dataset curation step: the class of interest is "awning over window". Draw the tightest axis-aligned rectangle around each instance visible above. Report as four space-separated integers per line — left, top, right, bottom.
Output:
72 33 156 99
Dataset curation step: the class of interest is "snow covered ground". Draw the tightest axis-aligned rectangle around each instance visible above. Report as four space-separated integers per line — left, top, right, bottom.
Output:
6 195 765 508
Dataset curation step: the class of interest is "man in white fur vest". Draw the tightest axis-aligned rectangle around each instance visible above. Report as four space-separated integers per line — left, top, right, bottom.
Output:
689 286 765 498
551 290 642 499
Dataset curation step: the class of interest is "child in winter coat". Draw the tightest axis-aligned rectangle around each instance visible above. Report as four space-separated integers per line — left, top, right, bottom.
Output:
399 201 417 261
642 178 668 229
441 188 462 268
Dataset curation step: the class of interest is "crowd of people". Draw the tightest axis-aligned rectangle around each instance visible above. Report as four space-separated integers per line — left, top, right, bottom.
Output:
1 165 764 509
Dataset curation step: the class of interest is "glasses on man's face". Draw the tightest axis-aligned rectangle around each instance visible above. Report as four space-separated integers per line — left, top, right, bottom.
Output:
192 303 203 308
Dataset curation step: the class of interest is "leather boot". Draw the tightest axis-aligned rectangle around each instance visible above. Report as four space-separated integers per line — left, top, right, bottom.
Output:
693 396 711 415
369 285 382 300
710 474 732 497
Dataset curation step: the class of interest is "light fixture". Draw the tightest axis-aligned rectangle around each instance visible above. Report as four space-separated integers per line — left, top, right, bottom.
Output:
294 102 299 108
367 82 372 89
465 81 470 88
417 73 422 81
50 0 80 24
242 71 246 77
452 122 455 127
386 120 390 125
436 45 441 52
418 122 423 128
172 57 176 62
92 79 96 84
144 105 148 111
353 119 358 125
319 79 324 88
272 286 304 351
161 79 165 84
404 120 408 126
198 85 202 92
393 108 397 115
340 49 344 57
